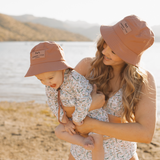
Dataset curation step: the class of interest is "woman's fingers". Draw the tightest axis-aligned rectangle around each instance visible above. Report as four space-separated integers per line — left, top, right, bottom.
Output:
97 91 103 94
91 84 97 96
93 84 97 92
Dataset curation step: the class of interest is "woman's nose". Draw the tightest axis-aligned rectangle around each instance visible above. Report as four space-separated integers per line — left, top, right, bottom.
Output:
102 47 107 54
102 45 109 55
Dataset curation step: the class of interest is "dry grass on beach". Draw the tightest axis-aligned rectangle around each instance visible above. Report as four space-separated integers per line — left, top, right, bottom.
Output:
0 101 160 160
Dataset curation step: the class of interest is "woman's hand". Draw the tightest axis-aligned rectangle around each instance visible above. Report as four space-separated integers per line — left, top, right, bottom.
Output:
89 84 105 111
75 116 96 135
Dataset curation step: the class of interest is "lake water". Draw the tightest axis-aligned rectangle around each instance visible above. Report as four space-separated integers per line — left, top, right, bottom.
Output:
0 41 160 116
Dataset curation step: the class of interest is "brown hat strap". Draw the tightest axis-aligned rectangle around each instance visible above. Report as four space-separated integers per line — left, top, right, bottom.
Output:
57 89 68 125
57 71 68 125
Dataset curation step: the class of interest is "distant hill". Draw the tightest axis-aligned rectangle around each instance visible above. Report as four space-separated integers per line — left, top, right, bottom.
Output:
0 13 90 41
11 14 100 41
11 14 160 42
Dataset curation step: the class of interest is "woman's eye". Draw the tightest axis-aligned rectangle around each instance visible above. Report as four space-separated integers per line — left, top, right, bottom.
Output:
112 51 116 54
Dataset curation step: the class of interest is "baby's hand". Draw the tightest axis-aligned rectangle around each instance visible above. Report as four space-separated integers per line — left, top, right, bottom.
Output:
64 120 76 135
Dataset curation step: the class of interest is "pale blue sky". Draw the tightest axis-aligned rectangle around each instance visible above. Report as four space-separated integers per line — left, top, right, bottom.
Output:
0 0 159 26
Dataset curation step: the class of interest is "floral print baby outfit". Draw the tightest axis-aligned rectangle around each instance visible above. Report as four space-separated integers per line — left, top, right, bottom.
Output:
46 69 108 128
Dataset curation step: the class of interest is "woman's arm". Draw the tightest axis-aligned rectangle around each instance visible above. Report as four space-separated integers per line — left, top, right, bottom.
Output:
76 71 157 143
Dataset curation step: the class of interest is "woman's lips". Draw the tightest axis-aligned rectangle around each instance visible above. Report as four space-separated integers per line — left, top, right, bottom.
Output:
50 84 56 88
104 55 111 61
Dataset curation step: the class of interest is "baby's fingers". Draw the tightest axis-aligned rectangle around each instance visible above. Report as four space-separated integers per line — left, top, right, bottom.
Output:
68 130 73 136
68 129 74 135
71 128 76 135
69 127 76 135
71 124 76 129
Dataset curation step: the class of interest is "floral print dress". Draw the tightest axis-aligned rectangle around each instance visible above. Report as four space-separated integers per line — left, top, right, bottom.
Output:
70 89 137 160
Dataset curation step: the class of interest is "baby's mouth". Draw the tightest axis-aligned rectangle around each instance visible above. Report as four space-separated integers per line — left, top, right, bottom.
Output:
50 84 56 88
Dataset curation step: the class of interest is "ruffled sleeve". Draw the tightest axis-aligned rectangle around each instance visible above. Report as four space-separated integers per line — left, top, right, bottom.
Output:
70 71 93 122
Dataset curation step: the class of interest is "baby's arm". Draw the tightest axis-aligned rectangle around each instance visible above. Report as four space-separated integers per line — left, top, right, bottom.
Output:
55 124 94 150
70 72 92 124
71 72 105 124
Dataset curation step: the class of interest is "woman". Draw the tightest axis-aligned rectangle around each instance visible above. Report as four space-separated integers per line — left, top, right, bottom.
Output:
68 15 156 160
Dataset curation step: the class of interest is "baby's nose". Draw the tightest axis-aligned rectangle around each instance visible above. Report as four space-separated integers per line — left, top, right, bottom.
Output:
45 80 52 86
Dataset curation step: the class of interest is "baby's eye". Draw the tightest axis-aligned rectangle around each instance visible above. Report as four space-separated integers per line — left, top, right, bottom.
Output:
49 77 53 80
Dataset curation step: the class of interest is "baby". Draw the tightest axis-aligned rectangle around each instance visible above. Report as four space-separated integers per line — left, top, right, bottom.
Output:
25 41 109 160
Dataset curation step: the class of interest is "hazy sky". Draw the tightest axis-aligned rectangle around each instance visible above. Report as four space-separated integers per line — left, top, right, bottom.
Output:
0 0 159 26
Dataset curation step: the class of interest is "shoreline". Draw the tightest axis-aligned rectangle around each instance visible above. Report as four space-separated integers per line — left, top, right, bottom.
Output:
0 101 160 160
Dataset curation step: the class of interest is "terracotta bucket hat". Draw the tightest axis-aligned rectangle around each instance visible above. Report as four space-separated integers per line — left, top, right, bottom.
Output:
25 41 73 77
100 15 154 66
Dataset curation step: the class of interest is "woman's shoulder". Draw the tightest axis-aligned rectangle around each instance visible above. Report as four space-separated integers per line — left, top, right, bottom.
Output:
74 57 94 77
145 70 156 86
141 69 156 94
147 70 156 91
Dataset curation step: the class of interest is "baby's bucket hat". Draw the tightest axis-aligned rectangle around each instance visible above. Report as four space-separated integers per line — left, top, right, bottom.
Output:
100 15 154 66
25 41 72 77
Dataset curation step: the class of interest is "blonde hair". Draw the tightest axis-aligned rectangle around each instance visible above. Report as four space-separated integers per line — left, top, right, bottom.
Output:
87 36 148 123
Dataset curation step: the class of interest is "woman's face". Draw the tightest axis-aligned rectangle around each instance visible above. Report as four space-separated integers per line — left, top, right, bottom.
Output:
102 43 125 67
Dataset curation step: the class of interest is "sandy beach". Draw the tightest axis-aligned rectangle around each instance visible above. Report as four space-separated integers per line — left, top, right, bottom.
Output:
0 101 159 160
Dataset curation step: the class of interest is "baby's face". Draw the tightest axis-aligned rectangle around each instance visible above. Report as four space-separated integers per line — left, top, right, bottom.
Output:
35 70 64 90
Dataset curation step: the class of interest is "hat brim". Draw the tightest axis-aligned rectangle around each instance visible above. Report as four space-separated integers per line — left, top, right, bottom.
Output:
25 61 73 77
100 25 141 66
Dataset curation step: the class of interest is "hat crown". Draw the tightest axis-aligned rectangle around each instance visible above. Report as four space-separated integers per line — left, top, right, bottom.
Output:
100 15 154 66
113 15 154 55
25 41 72 77
30 41 65 65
